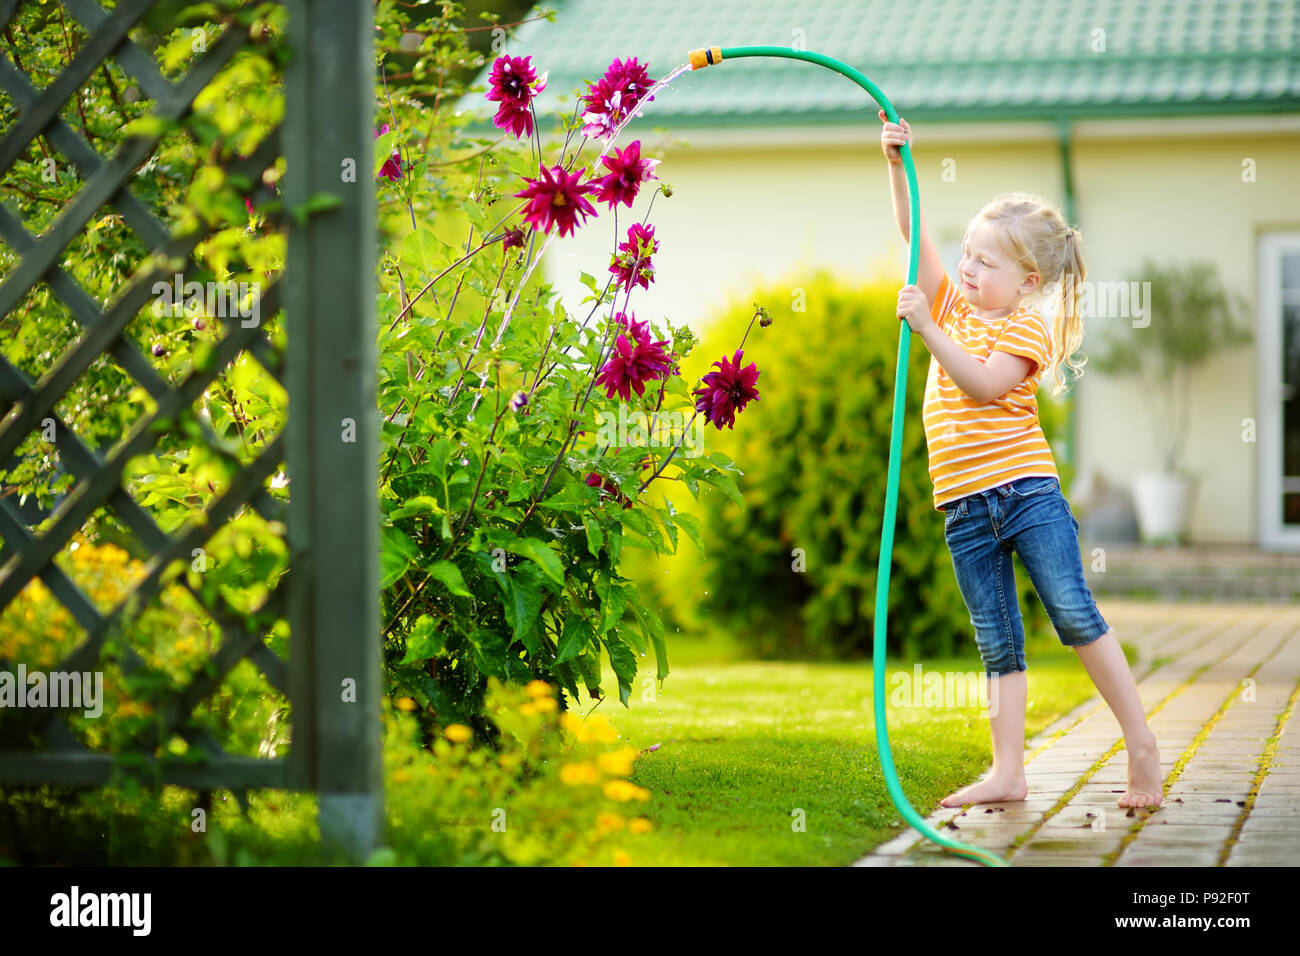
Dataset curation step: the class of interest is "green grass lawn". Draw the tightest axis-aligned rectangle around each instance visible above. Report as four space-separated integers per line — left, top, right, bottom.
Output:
590 628 1121 866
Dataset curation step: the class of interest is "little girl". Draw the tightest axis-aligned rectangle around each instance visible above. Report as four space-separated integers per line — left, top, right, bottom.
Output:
878 111 1162 810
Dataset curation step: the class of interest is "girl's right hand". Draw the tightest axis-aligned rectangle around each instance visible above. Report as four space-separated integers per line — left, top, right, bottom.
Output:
879 110 912 165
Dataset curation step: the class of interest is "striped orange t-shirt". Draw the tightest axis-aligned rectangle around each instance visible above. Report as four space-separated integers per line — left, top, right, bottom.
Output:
923 271 1059 512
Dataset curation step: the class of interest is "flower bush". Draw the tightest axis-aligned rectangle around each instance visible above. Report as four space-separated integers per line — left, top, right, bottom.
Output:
378 677 653 866
373 10 771 742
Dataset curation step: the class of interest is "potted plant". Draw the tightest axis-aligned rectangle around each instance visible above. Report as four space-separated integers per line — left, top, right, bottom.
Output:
1091 259 1253 546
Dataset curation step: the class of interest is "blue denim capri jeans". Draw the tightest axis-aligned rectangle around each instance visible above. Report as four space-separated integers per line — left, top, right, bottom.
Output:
941 475 1110 677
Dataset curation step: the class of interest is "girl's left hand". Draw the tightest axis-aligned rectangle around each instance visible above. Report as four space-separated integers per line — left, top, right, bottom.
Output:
897 284 935 336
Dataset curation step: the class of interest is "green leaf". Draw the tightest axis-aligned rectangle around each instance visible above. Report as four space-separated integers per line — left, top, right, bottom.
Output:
554 612 593 665
655 506 678 554
701 469 744 510
605 523 623 565
121 114 176 140
373 129 398 178
597 575 629 636
506 572 544 655
576 643 603 697
380 524 420 589
582 514 604 557
673 511 706 555
400 615 445 664
603 632 637 706
551 660 582 702
470 628 508 679
387 495 446 521
538 483 589 512
633 603 669 682
427 560 471 597
509 537 566 588
619 506 660 548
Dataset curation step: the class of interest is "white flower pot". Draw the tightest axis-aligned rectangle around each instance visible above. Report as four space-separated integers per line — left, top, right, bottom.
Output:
1132 472 1195 546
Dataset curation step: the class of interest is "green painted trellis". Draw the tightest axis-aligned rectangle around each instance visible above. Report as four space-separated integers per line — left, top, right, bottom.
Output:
0 0 381 858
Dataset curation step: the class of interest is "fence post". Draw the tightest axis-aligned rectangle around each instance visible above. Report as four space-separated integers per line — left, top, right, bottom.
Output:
284 0 383 862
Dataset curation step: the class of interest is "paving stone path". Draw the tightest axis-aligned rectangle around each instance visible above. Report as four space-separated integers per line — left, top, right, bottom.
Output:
854 599 1300 867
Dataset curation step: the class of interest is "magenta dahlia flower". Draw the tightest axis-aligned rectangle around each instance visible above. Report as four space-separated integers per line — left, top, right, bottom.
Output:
614 311 652 345
513 162 599 238
614 312 681 377
693 349 761 430
501 226 526 250
591 140 660 209
374 124 402 182
581 57 655 140
484 55 547 139
594 312 674 401
609 222 658 291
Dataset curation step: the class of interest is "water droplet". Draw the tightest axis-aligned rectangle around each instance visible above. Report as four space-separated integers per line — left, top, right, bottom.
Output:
459 457 469 466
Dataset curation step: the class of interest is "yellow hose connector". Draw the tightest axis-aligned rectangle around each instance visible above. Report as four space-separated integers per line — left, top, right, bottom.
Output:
688 46 723 70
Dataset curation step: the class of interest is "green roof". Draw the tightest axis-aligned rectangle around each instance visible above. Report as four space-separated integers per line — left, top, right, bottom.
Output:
458 0 1300 131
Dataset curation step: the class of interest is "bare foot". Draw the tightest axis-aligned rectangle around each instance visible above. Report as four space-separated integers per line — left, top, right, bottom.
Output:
1118 732 1163 808
940 774 1028 808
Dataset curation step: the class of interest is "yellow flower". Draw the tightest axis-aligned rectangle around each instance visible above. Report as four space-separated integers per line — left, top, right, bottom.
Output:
560 712 591 744
524 679 552 698
597 747 638 777
612 849 632 866
443 724 472 743
585 713 620 744
532 695 557 713
392 769 411 783
498 753 520 771
628 817 653 834
395 697 417 712
603 779 651 802
595 811 624 835
519 701 538 717
560 761 600 786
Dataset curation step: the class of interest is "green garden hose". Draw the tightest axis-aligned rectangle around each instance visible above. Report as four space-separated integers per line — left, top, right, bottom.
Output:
688 45 1008 867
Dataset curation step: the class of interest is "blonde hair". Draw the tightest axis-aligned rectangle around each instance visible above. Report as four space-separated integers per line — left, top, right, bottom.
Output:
969 192 1087 398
